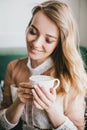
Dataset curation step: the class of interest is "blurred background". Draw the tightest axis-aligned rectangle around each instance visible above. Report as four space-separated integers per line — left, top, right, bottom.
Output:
0 0 87 48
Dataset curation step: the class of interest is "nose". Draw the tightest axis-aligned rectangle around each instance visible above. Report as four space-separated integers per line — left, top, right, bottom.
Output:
33 35 44 47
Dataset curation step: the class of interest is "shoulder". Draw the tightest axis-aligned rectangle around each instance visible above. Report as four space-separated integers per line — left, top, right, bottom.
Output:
64 87 85 111
7 57 28 69
64 87 85 129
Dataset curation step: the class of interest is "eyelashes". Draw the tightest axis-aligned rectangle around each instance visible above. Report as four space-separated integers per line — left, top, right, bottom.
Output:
27 27 55 44
46 38 54 44
29 28 37 35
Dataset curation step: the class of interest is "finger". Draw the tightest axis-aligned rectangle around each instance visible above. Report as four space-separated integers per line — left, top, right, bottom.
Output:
33 99 43 110
17 90 33 104
19 82 33 89
32 89 48 109
18 95 33 104
33 85 55 109
18 92 33 99
17 87 33 95
50 88 56 96
35 85 56 102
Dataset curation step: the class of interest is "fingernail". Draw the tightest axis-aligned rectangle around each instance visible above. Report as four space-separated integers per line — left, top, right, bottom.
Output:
32 89 35 94
33 85 38 88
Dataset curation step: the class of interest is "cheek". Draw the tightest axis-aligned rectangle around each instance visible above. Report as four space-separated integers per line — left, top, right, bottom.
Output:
45 44 57 54
26 33 29 44
26 34 31 49
26 31 31 41
26 33 30 42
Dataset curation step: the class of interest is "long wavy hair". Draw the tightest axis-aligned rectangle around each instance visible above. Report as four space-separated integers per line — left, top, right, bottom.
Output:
27 0 87 94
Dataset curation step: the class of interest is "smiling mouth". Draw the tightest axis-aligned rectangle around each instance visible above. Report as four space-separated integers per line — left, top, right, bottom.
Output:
29 46 43 53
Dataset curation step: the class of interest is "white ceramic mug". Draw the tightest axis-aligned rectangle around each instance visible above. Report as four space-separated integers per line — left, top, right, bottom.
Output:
10 84 18 102
29 75 60 91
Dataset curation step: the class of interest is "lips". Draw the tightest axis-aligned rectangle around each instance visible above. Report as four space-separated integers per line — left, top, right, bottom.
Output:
29 46 43 54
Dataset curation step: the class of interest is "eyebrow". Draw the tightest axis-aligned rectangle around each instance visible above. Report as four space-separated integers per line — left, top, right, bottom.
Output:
31 24 58 39
31 25 38 31
46 34 58 39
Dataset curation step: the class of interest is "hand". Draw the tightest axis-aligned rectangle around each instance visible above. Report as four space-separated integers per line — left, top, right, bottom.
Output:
32 84 56 111
32 85 66 128
17 82 33 104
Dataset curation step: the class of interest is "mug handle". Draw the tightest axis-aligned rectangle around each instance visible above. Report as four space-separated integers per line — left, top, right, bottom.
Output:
53 79 60 89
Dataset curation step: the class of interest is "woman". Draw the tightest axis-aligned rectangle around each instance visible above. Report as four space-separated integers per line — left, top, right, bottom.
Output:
0 0 87 130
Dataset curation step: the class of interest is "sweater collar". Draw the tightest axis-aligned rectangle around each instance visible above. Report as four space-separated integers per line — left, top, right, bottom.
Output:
27 57 54 75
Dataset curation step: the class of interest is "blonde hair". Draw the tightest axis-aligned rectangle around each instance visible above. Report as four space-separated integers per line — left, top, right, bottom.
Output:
28 0 87 94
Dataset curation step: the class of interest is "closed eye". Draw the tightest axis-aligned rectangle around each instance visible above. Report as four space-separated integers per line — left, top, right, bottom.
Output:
29 29 36 35
46 38 54 44
28 27 37 35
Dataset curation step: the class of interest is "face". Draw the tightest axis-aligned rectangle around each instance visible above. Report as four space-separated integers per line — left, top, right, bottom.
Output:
26 11 59 64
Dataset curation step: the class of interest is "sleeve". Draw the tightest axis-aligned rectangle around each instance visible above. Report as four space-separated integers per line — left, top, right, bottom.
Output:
1 62 15 109
61 92 85 130
53 90 85 130
52 117 77 130
0 109 18 129
0 61 18 129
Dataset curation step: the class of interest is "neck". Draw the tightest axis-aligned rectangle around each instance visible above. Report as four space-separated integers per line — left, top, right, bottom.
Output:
30 58 49 68
27 57 54 75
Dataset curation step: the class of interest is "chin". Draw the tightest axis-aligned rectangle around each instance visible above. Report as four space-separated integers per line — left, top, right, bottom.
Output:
28 54 39 60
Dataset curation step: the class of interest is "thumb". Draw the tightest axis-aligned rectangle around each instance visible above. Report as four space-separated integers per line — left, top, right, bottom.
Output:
50 88 56 96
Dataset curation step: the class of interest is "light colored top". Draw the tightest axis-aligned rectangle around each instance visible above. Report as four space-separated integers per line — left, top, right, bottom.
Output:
0 57 85 130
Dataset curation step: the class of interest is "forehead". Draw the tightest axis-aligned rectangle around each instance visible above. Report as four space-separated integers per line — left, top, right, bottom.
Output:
31 11 59 36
